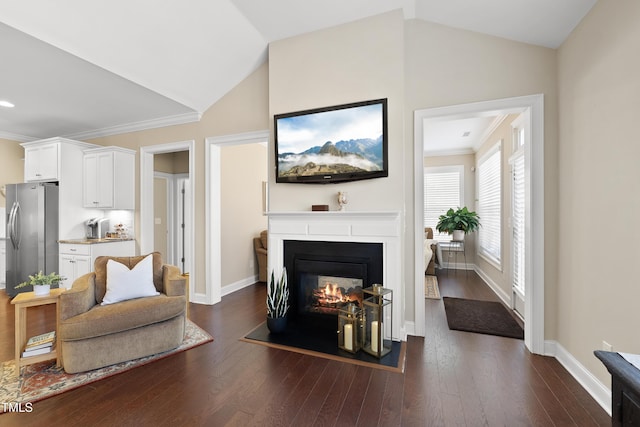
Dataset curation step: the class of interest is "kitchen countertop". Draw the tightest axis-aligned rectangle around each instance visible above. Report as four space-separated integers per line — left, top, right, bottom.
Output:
58 238 135 245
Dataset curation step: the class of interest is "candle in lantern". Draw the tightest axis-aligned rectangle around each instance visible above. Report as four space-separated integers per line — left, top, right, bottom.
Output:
344 323 353 351
371 320 379 353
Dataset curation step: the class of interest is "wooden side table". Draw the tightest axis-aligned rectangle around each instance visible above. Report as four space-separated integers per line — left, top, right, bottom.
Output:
11 288 65 376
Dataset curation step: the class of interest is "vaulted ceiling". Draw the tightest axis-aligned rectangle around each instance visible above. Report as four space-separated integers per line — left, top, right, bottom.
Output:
0 0 596 142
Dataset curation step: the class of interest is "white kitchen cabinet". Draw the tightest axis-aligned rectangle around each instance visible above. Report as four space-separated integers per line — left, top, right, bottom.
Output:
83 146 135 209
59 240 136 288
22 138 102 240
23 142 59 182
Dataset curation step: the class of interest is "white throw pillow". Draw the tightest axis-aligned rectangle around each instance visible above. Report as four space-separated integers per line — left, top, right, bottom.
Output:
101 254 160 305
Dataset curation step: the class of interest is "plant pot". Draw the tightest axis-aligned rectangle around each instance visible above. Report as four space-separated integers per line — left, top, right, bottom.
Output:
267 316 287 334
452 230 465 242
33 284 51 296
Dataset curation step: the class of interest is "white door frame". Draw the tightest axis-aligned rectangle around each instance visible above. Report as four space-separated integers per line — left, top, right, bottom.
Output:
413 94 545 354
205 130 269 305
141 140 196 303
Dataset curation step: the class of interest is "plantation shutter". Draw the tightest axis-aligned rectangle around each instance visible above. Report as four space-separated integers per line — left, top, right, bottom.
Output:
511 151 525 295
424 166 463 242
477 142 501 265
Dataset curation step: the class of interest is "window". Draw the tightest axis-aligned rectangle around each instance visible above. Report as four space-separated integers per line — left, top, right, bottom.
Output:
424 165 463 242
477 141 501 266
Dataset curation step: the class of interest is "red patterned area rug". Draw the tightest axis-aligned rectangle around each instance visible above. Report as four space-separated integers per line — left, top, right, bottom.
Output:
0 319 212 412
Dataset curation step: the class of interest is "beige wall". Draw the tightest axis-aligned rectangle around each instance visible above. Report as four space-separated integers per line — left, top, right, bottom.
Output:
404 18 559 330
88 61 270 293
558 0 640 385
268 11 405 213
221 143 268 286
154 151 189 174
0 138 25 208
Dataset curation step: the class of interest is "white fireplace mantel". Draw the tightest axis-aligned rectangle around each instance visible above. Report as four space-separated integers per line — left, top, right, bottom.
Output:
267 211 404 340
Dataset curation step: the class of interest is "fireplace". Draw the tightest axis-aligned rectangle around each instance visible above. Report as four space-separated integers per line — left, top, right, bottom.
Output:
284 240 383 331
268 211 402 340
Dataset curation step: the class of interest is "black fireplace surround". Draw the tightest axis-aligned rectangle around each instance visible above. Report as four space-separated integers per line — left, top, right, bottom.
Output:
284 240 383 332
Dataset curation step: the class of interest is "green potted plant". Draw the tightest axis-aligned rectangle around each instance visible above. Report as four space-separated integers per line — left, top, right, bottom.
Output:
266 268 289 333
15 271 65 296
436 207 481 241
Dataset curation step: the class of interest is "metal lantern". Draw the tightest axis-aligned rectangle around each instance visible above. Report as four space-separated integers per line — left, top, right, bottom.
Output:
362 284 392 358
338 303 362 353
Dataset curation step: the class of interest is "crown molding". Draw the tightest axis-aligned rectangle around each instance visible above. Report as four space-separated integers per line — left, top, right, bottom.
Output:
0 130 38 143
63 111 201 141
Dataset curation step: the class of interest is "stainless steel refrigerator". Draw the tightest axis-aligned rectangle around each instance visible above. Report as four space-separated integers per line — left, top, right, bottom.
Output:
6 182 59 297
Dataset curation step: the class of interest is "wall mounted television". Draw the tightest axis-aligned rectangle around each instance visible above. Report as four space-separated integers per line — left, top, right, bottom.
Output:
274 98 388 184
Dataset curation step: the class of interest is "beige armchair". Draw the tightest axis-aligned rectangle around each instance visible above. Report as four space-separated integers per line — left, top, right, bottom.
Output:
58 253 186 373
253 230 268 282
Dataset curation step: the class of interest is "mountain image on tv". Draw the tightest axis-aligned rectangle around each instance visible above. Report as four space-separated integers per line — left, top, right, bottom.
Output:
278 137 383 177
276 102 384 178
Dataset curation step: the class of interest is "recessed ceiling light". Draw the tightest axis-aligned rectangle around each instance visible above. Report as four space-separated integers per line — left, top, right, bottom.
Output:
0 100 15 108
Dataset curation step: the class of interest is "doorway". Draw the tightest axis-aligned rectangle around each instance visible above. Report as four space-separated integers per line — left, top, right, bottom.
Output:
154 168 190 271
205 130 269 305
413 95 545 354
141 140 196 303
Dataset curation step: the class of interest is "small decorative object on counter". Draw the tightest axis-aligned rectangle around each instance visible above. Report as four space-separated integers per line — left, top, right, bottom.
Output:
362 284 393 358
338 303 362 353
114 223 128 238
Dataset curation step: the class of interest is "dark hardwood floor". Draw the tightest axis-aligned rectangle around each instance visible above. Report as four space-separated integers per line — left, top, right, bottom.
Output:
1 270 609 426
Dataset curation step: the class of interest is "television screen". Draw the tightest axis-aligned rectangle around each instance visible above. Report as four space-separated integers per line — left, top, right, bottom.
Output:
274 98 388 184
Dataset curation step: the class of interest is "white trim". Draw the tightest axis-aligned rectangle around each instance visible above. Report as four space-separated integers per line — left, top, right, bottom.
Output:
0 131 37 143
205 130 269 305
140 140 196 304
414 94 545 355
221 275 260 297
64 112 201 141
545 340 612 416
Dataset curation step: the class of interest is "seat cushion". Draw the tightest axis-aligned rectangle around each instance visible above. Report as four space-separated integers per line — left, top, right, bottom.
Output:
60 294 185 341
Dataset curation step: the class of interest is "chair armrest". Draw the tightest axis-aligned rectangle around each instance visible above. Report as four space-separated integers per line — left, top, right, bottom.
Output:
59 273 97 321
163 265 186 297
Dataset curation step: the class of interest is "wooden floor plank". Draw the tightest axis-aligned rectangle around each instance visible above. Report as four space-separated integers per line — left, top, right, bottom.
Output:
0 269 610 426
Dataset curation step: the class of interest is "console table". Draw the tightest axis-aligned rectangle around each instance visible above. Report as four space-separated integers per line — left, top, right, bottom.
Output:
595 350 640 426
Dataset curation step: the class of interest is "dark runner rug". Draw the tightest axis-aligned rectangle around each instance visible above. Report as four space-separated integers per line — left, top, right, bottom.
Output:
443 297 524 339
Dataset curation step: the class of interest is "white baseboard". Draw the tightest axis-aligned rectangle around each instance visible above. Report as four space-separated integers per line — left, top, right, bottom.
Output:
545 340 612 416
473 266 511 306
221 275 259 297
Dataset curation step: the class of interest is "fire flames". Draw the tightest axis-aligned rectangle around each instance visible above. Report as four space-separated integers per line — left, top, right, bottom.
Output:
312 281 361 310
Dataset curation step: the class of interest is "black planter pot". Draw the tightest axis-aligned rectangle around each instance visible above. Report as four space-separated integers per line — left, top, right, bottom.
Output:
267 316 287 334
